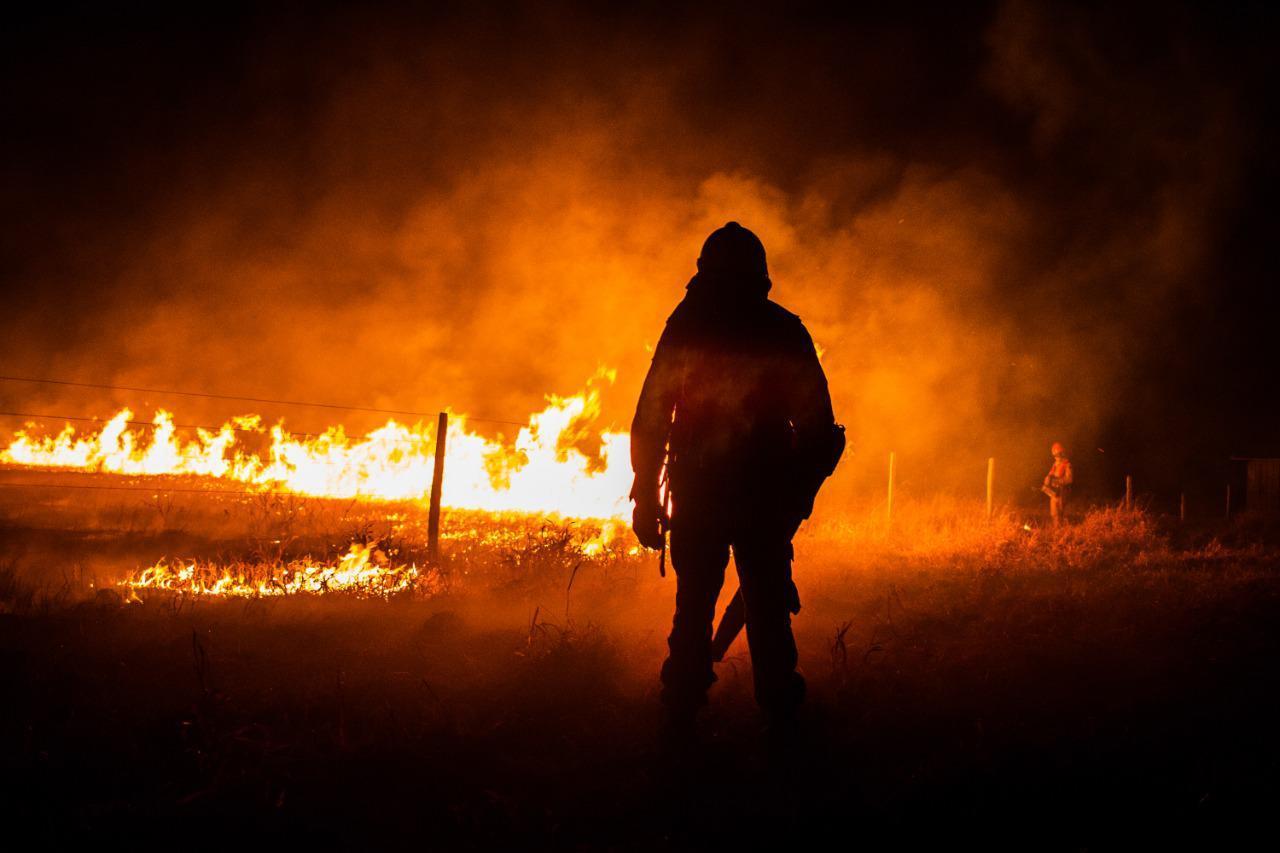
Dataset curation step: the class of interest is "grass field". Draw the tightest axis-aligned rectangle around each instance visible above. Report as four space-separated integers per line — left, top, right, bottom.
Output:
2 475 1279 846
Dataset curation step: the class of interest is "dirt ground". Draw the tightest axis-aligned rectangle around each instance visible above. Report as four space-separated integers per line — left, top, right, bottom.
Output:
2 480 1279 847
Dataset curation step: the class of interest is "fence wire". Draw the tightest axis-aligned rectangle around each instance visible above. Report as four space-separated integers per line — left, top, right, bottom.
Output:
0 374 528 427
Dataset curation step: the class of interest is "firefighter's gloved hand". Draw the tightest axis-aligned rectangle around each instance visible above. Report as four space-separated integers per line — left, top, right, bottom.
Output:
632 498 666 550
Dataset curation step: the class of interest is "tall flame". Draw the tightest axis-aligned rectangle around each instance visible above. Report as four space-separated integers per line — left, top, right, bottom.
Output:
0 375 633 519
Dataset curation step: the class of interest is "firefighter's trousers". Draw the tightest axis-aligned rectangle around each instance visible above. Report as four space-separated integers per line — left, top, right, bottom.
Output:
661 507 804 716
1050 494 1067 526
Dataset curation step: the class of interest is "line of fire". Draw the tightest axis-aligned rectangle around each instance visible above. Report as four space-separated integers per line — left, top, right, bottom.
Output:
0 383 1275 597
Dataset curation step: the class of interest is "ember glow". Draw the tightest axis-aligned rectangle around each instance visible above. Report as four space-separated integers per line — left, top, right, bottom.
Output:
0 376 632 519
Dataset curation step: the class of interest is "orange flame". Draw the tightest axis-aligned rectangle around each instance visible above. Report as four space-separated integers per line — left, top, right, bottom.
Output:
123 541 435 598
1 374 632 519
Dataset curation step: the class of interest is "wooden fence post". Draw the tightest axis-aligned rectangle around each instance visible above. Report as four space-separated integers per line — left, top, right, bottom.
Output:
1180 491 1186 524
886 451 896 528
986 457 995 520
428 411 448 564
1125 475 1133 512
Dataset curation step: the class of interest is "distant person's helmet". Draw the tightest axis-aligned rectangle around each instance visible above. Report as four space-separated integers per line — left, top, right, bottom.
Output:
697 221 769 281
1051 442 1066 457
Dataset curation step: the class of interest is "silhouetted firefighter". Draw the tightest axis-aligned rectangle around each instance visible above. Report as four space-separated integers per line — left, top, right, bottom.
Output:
631 222 844 731
1041 441 1073 526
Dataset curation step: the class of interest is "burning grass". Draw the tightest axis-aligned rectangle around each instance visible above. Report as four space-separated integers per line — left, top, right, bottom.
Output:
0 371 633 517
123 541 441 598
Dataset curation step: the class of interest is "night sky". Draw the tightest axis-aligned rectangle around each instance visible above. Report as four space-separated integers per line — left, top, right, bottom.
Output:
2 1 1277 506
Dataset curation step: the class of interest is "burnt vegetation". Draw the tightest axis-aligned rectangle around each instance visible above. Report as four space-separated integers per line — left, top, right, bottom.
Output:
2 488 1279 845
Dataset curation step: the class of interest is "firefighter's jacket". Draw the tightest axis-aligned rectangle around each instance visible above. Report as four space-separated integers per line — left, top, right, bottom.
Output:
1045 457 1074 493
630 273 836 523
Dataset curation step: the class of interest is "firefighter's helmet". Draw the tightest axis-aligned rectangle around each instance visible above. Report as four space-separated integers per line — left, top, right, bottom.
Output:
697 221 768 280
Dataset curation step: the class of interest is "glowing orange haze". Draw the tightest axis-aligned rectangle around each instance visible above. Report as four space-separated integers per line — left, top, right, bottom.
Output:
0 374 634 521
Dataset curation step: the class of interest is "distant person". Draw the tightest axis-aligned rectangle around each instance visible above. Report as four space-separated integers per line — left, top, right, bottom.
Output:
630 222 844 733
1042 441 1073 526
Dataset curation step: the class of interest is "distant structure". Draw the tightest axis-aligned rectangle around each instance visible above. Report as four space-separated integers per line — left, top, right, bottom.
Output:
1230 457 1280 515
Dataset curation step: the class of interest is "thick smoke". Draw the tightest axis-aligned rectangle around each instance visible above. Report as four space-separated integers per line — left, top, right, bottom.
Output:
0 1 1267 509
